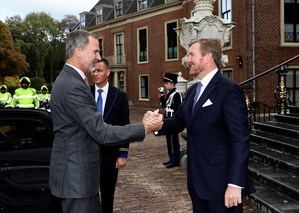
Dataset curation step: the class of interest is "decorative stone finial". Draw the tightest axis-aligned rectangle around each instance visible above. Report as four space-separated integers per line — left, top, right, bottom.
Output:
176 0 235 66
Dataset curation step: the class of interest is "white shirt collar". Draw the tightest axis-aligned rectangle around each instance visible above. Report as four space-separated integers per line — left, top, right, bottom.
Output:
199 68 218 88
95 82 109 94
66 63 86 81
193 68 218 102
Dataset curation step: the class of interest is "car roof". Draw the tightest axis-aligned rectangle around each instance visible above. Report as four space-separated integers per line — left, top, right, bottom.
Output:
0 108 52 129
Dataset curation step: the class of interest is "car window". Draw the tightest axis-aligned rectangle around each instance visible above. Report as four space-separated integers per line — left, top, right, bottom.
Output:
0 120 52 151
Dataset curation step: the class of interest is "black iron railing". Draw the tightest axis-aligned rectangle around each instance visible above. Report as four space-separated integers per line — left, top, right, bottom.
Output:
240 54 299 124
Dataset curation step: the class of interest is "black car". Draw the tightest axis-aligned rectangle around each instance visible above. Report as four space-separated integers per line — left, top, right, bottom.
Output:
0 108 61 213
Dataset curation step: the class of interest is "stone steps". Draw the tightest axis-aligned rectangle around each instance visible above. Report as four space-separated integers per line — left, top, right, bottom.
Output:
248 109 299 212
251 129 299 156
250 182 299 213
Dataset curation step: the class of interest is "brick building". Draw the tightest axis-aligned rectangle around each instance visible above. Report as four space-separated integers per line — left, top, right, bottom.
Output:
80 0 299 107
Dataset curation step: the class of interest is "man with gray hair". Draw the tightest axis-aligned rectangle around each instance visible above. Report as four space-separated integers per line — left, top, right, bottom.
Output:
49 30 163 213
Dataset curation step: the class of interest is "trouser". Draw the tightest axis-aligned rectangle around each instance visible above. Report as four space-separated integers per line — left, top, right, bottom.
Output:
166 133 180 163
61 195 102 213
100 147 119 213
187 174 242 213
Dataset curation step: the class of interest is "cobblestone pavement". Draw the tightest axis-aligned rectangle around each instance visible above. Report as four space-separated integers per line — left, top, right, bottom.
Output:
113 107 260 213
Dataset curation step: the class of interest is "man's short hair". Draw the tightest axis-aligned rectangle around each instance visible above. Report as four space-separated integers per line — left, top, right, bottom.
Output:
98 58 110 69
65 30 97 60
189 38 222 68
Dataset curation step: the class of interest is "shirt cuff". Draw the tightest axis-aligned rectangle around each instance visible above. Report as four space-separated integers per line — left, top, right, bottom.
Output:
119 150 128 158
228 183 243 189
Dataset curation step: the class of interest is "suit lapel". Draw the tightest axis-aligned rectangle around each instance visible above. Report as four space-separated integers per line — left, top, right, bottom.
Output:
191 71 221 121
104 85 118 120
90 85 96 97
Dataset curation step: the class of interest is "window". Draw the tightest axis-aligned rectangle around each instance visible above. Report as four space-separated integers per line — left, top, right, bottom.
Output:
286 68 299 105
138 0 147 10
115 33 124 64
222 70 233 80
96 8 103 24
98 38 104 57
139 75 149 100
0 120 52 151
284 0 299 42
110 71 126 91
165 21 178 60
80 14 86 28
115 1 123 17
220 0 232 47
137 28 148 63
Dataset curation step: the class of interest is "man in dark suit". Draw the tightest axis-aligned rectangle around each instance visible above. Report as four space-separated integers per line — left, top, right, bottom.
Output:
49 30 163 213
90 58 130 213
148 38 254 212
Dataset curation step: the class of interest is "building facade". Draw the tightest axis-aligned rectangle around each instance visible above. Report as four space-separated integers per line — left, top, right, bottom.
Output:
80 0 299 107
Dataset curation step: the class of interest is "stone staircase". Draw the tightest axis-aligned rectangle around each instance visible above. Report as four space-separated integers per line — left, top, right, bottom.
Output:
248 105 299 212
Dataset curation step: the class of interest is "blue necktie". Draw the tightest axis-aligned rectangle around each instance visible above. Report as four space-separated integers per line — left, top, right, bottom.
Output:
192 81 202 110
97 89 103 114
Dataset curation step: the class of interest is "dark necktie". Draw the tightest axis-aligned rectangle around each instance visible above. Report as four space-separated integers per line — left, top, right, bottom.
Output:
192 81 202 110
97 89 103 114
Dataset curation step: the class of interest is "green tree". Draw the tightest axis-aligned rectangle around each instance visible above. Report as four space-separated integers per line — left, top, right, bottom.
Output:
6 13 79 84
23 12 60 77
0 21 28 80
6 12 60 78
44 14 79 83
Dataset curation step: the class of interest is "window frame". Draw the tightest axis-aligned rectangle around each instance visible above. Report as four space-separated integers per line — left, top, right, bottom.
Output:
285 66 299 105
139 74 149 101
114 0 123 17
98 37 104 57
280 0 299 46
137 27 149 64
138 0 148 11
80 14 86 28
222 69 233 80
165 20 179 61
114 33 124 64
96 8 103 24
218 0 233 49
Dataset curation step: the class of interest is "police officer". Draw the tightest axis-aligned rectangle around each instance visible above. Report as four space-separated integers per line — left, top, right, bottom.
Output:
10 77 39 109
159 73 182 168
38 85 51 109
0 85 12 107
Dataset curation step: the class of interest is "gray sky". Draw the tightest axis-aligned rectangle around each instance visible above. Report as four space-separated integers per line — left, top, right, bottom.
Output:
0 0 98 22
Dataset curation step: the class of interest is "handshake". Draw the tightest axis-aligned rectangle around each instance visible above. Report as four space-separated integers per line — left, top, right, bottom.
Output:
143 109 163 133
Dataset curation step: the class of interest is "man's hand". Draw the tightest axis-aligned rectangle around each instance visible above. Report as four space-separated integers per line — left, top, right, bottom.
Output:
224 186 242 208
142 109 163 133
116 157 127 169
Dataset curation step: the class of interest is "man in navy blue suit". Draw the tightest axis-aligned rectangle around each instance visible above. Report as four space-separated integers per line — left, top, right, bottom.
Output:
90 58 130 213
148 38 254 212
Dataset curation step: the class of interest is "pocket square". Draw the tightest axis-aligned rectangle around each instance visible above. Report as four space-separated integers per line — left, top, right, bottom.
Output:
202 99 213 107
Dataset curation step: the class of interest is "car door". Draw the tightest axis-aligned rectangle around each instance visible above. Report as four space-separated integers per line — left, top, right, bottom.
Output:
0 108 61 213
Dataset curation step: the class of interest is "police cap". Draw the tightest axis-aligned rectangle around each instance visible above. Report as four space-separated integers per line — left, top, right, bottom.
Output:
163 73 178 84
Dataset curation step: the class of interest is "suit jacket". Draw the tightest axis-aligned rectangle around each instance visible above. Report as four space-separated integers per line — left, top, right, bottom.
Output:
49 64 145 198
90 84 130 153
160 71 254 199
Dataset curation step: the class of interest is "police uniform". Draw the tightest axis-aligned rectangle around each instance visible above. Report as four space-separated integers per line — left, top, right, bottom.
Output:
10 77 39 109
0 85 12 107
160 73 182 168
38 85 51 109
